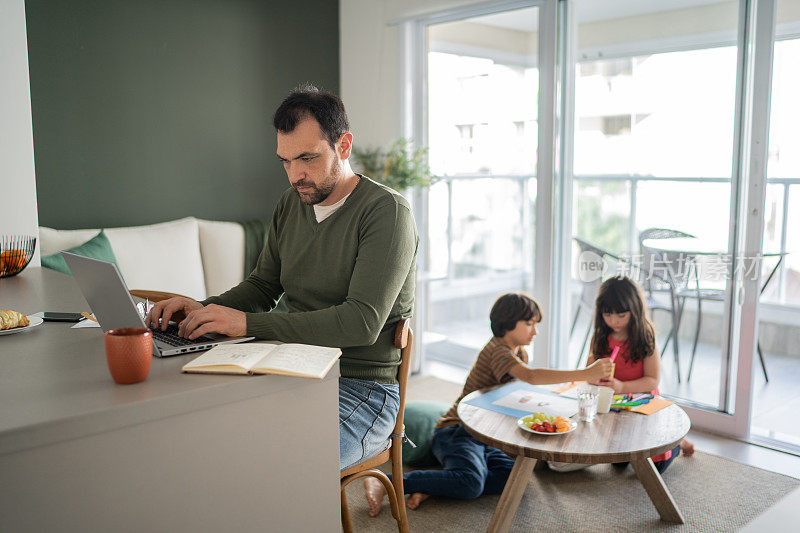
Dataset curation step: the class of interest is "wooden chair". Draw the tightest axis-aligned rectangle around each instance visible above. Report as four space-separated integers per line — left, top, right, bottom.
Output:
129 290 188 302
339 318 413 533
129 290 191 320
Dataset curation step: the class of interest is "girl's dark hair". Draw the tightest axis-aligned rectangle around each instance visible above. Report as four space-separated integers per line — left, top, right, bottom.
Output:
490 293 542 337
590 276 656 363
273 83 350 149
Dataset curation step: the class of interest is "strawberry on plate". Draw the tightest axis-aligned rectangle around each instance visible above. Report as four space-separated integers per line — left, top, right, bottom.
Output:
517 415 577 435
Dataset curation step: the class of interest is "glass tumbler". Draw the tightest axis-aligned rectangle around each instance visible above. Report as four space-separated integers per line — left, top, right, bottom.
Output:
578 390 599 422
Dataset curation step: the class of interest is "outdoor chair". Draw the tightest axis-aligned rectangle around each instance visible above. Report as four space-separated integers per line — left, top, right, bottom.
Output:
571 237 641 368
640 227 772 383
685 256 779 383
571 237 605 367
638 228 697 382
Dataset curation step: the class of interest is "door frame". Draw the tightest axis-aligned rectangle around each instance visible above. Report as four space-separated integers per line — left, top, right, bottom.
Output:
397 0 557 371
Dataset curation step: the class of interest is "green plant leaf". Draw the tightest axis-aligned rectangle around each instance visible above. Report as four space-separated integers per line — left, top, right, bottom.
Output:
351 139 437 191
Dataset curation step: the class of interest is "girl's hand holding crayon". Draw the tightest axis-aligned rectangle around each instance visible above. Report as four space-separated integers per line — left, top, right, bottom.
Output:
596 376 624 393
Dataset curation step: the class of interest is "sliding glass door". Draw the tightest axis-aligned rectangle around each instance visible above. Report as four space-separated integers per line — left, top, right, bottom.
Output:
565 0 742 415
561 0 782 437
752 0 800 451
421 5 542 370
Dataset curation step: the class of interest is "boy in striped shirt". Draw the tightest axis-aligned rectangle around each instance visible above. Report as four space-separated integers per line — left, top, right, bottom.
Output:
365 293 612 514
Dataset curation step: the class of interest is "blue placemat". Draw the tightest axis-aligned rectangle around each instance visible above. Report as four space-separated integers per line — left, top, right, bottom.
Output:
462 381 577 419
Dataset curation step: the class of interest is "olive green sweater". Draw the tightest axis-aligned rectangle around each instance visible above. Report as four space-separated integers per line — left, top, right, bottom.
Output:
203 176 418 383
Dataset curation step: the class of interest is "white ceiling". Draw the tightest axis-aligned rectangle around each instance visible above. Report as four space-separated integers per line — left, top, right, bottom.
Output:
576 0 730 23
471 0 730 32
474 8 538 32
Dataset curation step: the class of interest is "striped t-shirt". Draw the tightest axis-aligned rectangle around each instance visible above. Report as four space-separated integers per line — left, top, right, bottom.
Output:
436 337 528 428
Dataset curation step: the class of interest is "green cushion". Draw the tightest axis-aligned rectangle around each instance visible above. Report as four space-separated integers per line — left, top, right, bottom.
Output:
41 230 120 275
402 400 451 466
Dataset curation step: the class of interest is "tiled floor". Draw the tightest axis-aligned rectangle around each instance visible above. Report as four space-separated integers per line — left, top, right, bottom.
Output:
423 319 800 479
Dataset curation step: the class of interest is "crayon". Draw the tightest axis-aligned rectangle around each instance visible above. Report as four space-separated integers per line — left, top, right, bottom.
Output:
609 346 620 379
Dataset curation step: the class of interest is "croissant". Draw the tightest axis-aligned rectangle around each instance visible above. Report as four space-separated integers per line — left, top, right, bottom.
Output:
0 310 30 330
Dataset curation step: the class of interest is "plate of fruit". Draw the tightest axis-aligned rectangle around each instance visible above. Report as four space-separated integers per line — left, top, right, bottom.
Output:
517 412 576 435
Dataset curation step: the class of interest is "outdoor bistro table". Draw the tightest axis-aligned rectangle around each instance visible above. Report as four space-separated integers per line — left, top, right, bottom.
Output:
641 236 786 381
640 236 785 274
457 387 691 532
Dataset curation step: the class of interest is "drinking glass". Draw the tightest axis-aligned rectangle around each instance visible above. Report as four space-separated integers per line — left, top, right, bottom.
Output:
578 390 598 422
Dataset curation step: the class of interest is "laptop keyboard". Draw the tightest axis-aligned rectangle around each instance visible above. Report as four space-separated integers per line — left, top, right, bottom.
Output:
150 323 215 346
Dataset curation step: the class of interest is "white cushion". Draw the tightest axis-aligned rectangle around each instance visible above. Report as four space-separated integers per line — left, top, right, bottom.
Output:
38 227 101 256
104 217 207 300
197 219 245 297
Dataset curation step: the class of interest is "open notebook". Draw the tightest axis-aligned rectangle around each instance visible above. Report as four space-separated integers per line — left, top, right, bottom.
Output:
182 342 341 379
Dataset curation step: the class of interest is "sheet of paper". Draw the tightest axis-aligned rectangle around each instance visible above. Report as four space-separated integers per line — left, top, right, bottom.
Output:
72 316 100 328
549 381 585 398
185 343 278 370
254 344 341 378
492 388 578 417
632 397 673 415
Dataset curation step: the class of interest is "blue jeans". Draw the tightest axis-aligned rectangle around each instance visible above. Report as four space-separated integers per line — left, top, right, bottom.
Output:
395 423 515 499
339 377 399 471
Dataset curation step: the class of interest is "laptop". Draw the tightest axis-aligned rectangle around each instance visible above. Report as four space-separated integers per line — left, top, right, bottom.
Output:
62 252 256 357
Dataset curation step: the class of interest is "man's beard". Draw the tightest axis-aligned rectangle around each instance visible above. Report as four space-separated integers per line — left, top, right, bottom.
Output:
293 160 341 205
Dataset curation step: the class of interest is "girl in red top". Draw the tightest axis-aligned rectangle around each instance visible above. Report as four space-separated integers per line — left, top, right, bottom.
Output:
588 276 694 472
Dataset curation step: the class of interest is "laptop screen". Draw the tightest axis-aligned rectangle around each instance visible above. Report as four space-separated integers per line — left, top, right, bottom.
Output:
62 252 147 332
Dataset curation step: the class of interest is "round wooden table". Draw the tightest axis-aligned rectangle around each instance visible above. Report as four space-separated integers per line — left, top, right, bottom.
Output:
458 388 691 532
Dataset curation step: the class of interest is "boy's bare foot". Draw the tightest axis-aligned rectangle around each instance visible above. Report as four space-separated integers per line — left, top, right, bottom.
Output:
406 493 429 510
680 438 695 457
364 477 387 517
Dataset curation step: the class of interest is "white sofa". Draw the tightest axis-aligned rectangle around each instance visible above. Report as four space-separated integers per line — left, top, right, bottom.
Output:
38 217 246 301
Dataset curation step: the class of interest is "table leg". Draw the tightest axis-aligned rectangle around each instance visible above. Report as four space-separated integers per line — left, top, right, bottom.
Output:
631 456 685 523
487 456 536 533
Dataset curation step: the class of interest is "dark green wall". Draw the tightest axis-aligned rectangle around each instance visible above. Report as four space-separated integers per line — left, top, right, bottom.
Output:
27 0 339 229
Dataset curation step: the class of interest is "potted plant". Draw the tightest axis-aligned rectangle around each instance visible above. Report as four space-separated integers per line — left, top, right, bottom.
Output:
351 139 436 192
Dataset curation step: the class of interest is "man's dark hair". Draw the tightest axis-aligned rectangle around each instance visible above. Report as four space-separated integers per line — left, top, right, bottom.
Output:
490 293 542 338
273 83 350 149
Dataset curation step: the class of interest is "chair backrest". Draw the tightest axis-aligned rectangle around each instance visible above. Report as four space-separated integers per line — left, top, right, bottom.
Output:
638 228 696 293
392 318 413 438
638 227 695 244
574 236 607 258
573 237 618 309
653 249 697 292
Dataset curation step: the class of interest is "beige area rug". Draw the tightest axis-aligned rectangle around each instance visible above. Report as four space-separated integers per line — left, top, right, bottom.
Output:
343 375 800 532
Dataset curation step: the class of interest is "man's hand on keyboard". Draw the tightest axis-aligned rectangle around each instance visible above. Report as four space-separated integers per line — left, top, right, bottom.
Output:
146 297 203 331
179 304 247 340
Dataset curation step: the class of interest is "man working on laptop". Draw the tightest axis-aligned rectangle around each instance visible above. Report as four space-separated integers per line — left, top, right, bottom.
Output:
146 84 418 470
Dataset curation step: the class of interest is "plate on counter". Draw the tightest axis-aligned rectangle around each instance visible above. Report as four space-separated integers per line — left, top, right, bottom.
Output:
0 316 44 336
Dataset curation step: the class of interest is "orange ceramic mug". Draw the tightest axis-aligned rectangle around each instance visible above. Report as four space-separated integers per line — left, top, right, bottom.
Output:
104 328 152 384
